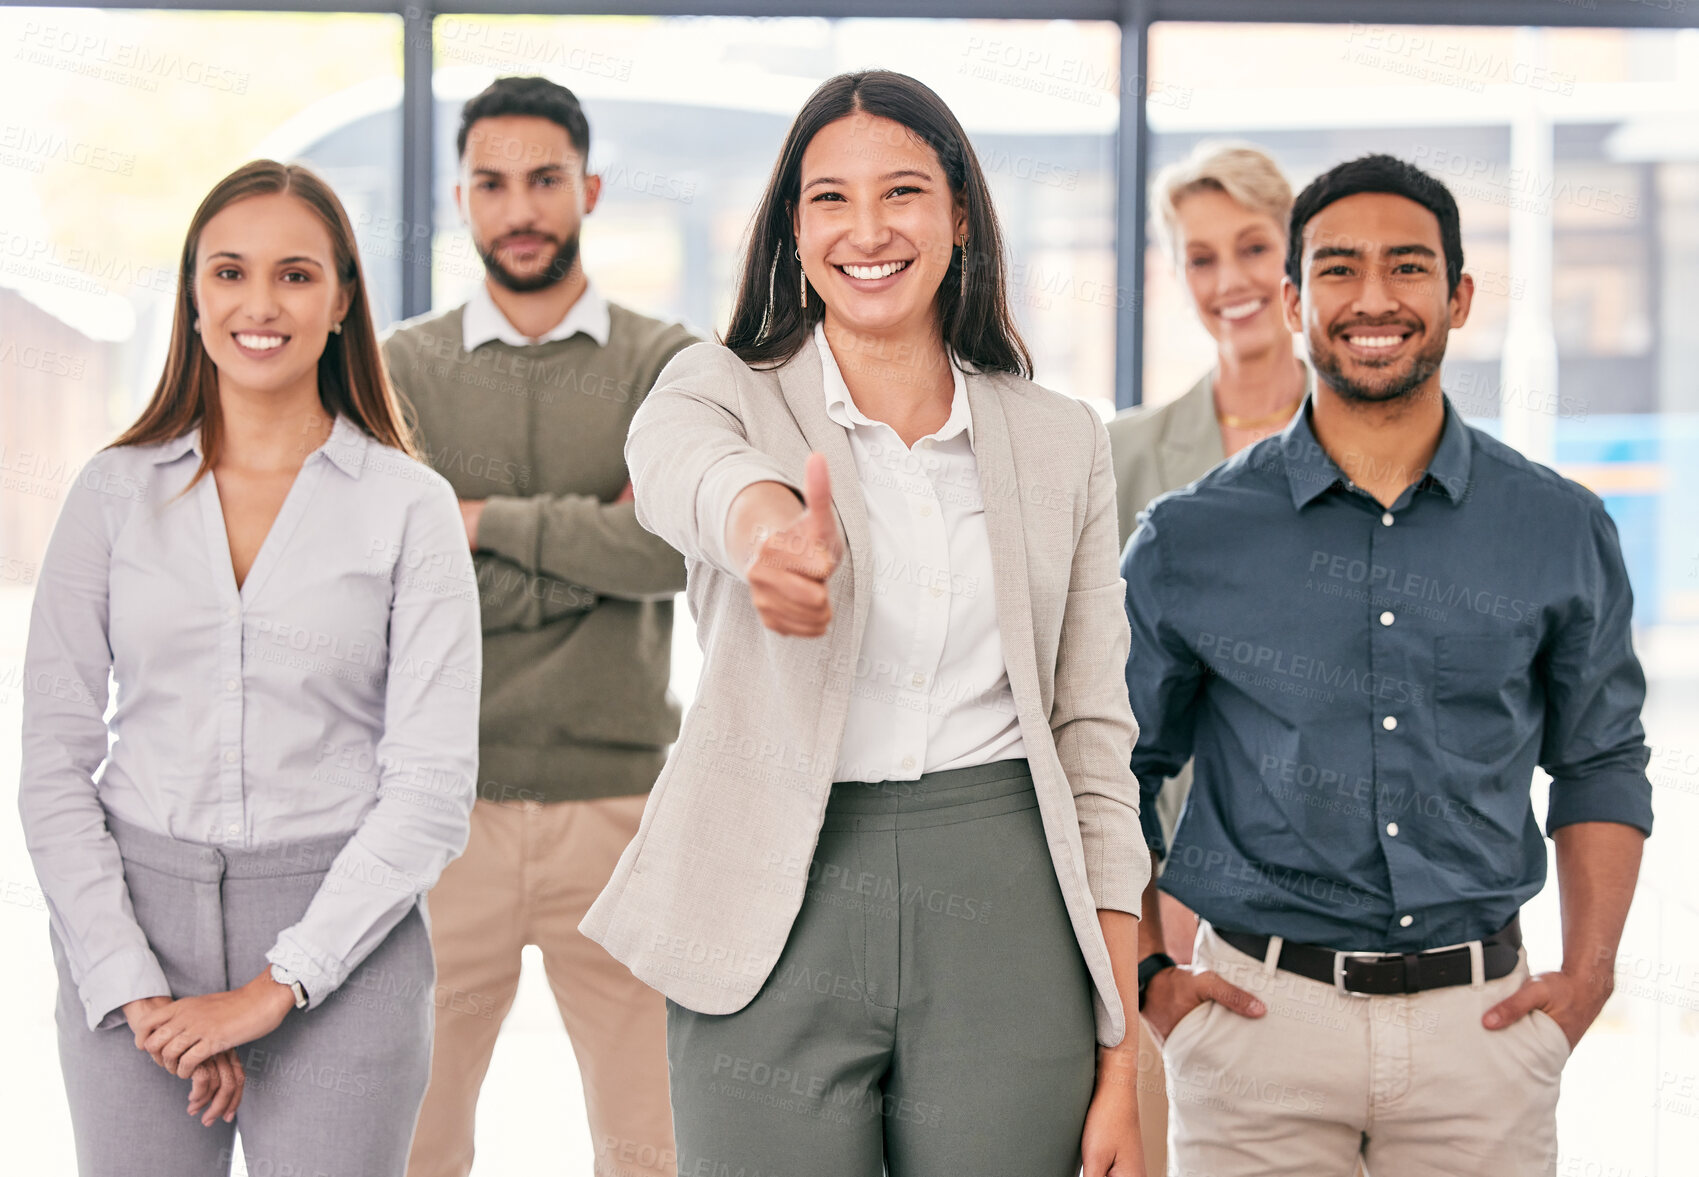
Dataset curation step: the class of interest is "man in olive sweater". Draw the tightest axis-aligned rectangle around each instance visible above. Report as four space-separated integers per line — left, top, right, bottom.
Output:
384 77 693 1177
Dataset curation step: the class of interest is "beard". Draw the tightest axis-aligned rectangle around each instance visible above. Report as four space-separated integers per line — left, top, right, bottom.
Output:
479 230 580 293
1310 322 1448 406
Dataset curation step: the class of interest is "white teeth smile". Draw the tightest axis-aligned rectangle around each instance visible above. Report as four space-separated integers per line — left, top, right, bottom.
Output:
1348 335 1405 349
839 260 910 281
235 333 286 351
1219 299 1264 321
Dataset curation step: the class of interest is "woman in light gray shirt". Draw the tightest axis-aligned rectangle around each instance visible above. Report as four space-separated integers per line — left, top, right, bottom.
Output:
19 160 480 1177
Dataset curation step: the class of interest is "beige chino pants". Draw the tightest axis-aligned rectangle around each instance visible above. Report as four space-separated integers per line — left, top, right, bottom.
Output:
1163 922 1567 1177
406 795 675 1177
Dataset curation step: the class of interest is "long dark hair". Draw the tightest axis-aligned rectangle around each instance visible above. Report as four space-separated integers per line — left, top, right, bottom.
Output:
723 70 1031 378
111 159 417 483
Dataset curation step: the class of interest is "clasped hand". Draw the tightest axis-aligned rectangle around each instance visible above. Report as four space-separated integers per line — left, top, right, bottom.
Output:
122 969 296 1126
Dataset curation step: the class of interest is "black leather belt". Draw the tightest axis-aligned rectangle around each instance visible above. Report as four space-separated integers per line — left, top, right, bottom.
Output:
1215 915 1522 996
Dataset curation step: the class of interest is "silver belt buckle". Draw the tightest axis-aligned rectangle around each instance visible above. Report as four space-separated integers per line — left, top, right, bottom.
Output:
1332 950 1393 997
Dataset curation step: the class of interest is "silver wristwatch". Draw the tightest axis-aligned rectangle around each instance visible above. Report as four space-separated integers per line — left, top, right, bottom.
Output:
269 963 309 1010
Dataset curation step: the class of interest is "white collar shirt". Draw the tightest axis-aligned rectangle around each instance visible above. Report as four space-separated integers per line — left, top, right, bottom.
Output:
462 277 611 351
814 321 1025 782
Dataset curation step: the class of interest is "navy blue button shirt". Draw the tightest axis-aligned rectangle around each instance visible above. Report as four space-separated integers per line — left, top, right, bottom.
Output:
1121 397 1652 953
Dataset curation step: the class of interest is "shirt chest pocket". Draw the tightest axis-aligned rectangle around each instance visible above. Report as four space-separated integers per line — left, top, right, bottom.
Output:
1432 632 1537 763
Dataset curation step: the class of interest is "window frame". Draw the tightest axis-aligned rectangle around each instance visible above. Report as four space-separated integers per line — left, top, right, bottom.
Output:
46 0 1699 406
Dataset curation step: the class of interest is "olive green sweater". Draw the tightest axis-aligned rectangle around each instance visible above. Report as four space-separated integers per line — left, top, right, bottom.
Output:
382 302 696 803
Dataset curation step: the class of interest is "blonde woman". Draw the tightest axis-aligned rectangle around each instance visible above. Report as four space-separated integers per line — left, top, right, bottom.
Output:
20 160 479 1176
1106 140 1304 1176
1110 141 1308 545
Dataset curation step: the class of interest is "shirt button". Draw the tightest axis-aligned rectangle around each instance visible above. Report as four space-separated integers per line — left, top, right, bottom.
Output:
1382 715 1398 731
1386 822 1399 837
1379 611 1394 626
930 586 943 598
1399 915 1414 927
224 750 238 763
912 673 926 688
1381 511 1394 526
226 823 241 838
918 504 932 517
224 678 238 691
920 438 934 449
901 755 916 770
226 605 238 618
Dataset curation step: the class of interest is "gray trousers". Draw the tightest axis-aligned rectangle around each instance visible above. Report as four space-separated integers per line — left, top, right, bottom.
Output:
51 813 435 1177
666 758 1098 1176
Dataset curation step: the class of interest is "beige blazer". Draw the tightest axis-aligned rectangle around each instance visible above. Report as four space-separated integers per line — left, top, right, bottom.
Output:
1105 370 1225 551
1106 365 1313 550
580 334 1149 1047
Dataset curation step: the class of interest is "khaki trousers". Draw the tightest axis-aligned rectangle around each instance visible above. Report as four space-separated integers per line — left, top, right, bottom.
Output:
1164 922 1566 1177
406 796 675 1177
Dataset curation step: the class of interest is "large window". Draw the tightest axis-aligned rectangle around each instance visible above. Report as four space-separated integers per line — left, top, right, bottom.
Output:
0 7 404 569
419 17 1121 412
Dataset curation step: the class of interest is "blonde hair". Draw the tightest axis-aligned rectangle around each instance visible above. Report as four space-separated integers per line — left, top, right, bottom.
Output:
1152 141 1293 265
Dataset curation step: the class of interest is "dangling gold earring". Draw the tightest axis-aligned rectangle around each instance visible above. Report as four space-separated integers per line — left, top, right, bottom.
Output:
796 247 807 309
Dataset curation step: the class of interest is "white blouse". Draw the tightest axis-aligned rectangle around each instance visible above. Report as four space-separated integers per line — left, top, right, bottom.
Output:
815 323 1026 783
19 415 481 1029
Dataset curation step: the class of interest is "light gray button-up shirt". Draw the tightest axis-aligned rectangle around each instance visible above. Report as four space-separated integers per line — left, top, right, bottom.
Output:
19 415 481 1029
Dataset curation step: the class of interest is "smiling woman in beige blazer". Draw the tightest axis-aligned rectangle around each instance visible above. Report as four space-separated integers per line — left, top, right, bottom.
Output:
581 71 1149 1176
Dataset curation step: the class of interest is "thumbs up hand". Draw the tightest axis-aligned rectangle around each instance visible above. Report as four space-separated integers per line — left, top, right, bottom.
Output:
742 452 843 637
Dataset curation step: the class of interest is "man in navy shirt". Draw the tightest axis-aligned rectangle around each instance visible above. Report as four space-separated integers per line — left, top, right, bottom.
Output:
1123 154 1651 1176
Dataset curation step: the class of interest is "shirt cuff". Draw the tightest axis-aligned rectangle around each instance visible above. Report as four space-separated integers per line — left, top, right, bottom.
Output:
1546 769 1654 837
266 933 348 1011
1135 773 1169 860
475 495 538 571
79 949 172 1032
1138 805 1167 862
